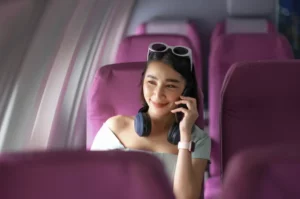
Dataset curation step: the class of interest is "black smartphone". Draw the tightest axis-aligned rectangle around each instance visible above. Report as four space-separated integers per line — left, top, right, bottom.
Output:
176 88 190 123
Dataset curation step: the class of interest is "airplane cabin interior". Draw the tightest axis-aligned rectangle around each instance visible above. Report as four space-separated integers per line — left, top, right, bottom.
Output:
0 0 300 198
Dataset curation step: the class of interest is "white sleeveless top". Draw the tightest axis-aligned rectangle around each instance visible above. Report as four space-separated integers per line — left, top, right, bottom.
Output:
90 122 211 183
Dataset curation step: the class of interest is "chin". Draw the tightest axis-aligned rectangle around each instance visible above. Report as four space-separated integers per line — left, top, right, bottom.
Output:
148 106 171 118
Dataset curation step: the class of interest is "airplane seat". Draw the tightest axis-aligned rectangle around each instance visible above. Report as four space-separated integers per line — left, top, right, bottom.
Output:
0 150 175 199
209 33 294 168
220 60 300 178
135 19 201 61
206 0 295 197
114 35 205 129
209 61 300 199
206 42 294 198
86 62 144 149
222 144 300 199
208 0 294 178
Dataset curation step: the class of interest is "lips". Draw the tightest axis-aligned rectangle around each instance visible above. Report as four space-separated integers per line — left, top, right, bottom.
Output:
151 100 168 108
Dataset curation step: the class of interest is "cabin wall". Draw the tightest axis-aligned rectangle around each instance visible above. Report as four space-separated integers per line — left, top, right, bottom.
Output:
0 0 45 77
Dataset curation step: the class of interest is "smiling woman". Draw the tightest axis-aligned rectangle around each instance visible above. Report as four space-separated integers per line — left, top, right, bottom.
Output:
91 42 211 199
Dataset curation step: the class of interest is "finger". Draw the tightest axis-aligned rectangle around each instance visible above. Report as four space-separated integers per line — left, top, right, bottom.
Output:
180 95 197 103
171 107 189 115
176 98 197 107
180 96 197 108
174 100 193 109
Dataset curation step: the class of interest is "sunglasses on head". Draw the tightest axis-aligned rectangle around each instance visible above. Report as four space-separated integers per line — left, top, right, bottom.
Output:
147 42 193 71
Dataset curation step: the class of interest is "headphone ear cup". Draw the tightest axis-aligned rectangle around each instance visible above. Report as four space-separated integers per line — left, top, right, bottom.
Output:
134 111 151 137
167 124 180 145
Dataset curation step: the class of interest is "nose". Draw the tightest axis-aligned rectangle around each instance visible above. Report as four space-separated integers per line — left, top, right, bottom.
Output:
152 85 165 101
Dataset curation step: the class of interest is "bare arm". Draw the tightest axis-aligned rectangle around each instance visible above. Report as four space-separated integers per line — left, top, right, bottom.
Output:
173 136 208 199
171 96 210 199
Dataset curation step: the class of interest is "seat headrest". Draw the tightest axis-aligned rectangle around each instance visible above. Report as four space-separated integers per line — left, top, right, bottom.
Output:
87 62 145 148
227 0 275 17
225 18 268 33
140 19 190 34
115 34 195 63
135 19 201 64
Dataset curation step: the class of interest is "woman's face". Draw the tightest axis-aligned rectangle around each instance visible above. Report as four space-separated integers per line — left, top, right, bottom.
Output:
143 61 186 118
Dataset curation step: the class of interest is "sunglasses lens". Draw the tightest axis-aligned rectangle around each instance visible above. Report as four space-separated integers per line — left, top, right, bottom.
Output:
151 43 167 51
173 47 188 55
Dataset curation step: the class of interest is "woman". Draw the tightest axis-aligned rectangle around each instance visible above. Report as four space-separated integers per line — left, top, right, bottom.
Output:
91 42 211 199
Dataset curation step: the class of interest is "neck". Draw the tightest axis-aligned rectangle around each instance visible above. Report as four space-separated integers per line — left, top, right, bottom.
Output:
148 112 176 135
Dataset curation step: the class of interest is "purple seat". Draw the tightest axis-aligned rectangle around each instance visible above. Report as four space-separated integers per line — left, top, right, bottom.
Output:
206 60 298 198
115 34 203 90
86 62 144 149
0 150 175 199
222 144 300 199
220 60 300 176
135 19 201 63
208 32 293 181
207 60 300 198
208 13 293 180
206 1 294 198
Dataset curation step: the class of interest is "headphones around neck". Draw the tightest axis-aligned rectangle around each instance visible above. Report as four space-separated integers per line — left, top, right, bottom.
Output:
134 87 193 145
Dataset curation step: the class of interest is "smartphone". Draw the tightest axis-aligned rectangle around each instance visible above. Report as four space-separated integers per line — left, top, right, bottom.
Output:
176 88 191 123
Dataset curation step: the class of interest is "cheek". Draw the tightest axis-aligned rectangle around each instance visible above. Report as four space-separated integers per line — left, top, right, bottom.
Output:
143 83 152 98
167 91 182 102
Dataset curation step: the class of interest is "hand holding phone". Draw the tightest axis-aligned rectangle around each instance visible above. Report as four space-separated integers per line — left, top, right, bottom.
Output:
171 88 198 138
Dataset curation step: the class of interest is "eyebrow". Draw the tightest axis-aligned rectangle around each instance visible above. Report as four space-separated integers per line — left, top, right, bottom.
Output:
146 75 181 83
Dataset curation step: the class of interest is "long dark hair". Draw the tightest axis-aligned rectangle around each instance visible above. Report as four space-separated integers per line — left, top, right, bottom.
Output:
139 50 201 109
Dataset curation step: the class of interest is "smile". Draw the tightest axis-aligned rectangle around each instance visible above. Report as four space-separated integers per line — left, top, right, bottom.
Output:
151 100 168 108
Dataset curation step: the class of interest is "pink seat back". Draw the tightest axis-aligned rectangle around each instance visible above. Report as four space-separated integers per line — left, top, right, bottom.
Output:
0 150 175 199
87 62 144 149
220 61 300 176
223 144 300 199
115 34 203 89
208 33 294 177
135 19 201 62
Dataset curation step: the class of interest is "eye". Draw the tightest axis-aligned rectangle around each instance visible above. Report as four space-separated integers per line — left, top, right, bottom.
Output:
166 84 177 88
147 80 156 85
